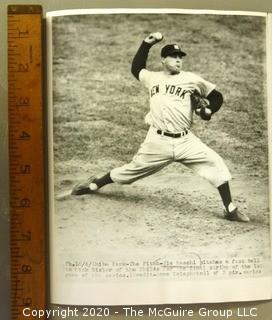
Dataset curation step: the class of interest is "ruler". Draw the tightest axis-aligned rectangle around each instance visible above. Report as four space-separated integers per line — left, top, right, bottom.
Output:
8 5 46 319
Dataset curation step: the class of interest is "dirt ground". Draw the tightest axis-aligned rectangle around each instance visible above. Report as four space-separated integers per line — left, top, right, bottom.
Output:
54 160 270 262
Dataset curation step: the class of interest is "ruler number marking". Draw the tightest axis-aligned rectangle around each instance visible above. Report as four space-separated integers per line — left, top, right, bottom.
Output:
18 198 31 208
21 264 32 274
16 97 31 107
22 297 33 307
20 231 32 241
17 63 29 72
18 164 31 174
18 28 29 38
18 131 31 140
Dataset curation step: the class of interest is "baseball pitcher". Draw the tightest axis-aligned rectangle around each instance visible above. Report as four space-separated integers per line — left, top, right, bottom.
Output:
71 32 249 223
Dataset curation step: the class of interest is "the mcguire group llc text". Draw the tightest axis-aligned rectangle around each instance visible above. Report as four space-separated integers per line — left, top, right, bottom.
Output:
22 306 258 318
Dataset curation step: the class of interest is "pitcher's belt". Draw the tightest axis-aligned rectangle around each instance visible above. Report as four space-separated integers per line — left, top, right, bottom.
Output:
157 129 188 138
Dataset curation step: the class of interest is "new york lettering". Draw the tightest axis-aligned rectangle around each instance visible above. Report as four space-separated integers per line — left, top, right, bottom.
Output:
165 84 192 98
150 84 192 98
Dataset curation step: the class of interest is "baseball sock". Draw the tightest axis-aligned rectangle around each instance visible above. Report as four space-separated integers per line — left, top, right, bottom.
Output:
217 182 236 212
90 172 113 191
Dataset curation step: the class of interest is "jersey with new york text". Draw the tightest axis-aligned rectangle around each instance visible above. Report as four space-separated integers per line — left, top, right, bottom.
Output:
139 69 216 133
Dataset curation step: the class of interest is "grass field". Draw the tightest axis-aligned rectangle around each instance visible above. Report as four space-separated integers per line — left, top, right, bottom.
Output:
52 14 267 176
51 13 270 272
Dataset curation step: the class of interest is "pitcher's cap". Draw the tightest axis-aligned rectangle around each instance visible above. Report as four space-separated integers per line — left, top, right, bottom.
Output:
161 44 186 58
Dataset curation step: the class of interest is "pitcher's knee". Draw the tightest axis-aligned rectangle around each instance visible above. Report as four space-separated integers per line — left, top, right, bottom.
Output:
201 169 232 187
110 165 141 184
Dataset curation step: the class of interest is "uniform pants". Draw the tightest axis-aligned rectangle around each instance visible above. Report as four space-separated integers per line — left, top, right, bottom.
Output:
110 126 231 188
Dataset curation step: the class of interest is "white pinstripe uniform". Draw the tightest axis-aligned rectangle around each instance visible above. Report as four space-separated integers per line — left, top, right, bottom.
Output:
110 68 231 187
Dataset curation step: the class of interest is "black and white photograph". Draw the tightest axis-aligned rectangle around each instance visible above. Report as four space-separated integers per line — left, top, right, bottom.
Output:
47 9 272 305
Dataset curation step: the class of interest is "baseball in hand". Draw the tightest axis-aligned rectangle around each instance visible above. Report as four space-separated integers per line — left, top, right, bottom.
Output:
145 32 163 44
153 32 163 40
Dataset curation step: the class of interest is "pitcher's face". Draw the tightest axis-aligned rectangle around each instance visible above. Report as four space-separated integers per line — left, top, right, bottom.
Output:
162 54 183 75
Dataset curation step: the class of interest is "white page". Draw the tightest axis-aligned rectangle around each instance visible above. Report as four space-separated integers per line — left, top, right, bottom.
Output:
47 8 272 305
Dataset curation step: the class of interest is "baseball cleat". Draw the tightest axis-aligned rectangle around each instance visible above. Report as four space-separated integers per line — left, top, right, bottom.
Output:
224 207 250 223
71 176 97 195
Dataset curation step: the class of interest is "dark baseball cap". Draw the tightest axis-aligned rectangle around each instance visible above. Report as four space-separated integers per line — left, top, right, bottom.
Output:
161 44 186 58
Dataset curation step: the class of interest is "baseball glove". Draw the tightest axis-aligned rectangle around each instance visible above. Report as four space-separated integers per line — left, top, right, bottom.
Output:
190 90 212 121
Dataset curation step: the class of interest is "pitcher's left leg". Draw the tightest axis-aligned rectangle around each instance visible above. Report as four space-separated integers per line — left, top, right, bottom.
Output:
176 133 249 222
